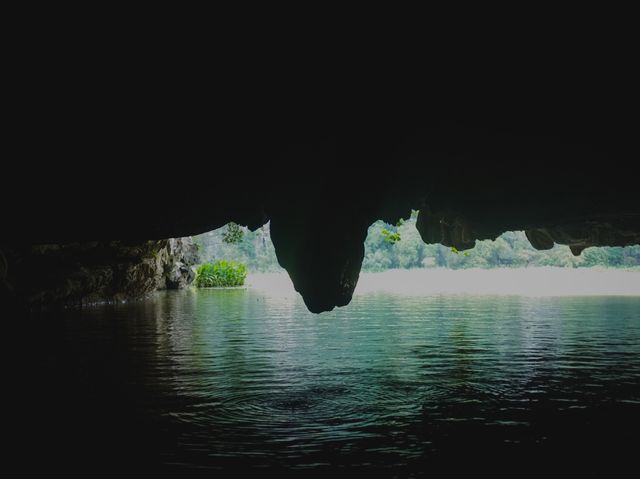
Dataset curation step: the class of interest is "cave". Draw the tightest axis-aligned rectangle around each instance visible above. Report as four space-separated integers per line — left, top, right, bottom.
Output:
3 118 639 311
3 107 639 475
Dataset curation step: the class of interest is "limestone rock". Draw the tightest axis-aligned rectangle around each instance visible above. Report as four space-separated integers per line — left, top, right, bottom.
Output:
1 238 199 308
160 238 198 289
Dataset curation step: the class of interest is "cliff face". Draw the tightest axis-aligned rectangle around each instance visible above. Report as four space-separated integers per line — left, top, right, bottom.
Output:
1 238 197 308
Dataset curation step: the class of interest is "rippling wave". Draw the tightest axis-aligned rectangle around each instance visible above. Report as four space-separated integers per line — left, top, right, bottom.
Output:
32 284 640 473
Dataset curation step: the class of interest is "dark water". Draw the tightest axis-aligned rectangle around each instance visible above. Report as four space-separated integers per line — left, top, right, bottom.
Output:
19 288 640 474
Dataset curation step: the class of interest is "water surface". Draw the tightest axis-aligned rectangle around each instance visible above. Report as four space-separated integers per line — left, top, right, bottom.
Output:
25 273 640 474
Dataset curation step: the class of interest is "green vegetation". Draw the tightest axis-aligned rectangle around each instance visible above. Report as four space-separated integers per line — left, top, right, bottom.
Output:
381 228 402 244
363 212 640 271
195 223 280 272
194 260 247 287
380 218 404 244
222 222 244 244
193 217 640 273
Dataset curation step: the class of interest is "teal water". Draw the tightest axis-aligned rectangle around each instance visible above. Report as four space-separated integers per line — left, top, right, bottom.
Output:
29 286 640 474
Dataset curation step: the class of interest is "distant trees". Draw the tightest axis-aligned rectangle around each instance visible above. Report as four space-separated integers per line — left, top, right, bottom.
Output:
363 218 640 271
194 223 280 272
193 216 640 273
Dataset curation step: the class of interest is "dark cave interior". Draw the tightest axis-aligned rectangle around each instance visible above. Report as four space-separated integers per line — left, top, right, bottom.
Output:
2 41 640 476
2 114 639 312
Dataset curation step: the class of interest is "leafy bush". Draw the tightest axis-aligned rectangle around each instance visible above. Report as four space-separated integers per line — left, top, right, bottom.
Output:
222 223 244 244
194 260 247 287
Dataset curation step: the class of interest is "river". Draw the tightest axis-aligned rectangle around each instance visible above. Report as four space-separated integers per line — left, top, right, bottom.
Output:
21 270 640 474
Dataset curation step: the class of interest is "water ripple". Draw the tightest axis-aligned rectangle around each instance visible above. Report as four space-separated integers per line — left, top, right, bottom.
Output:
44 288 640 471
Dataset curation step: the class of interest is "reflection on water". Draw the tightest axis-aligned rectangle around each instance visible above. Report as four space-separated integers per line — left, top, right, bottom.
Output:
24 279 640 473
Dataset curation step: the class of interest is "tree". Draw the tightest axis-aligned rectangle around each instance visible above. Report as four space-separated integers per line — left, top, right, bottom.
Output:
222 222 244 244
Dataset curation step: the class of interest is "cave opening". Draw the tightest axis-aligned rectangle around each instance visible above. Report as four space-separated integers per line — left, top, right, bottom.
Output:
190 217 640 303
10 219 638 474
3 122 640 474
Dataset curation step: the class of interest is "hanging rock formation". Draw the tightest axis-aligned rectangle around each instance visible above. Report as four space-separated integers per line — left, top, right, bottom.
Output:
3 118 639 312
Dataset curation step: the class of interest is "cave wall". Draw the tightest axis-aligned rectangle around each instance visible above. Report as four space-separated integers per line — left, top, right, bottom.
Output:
1 238 198 309
3 122 639 312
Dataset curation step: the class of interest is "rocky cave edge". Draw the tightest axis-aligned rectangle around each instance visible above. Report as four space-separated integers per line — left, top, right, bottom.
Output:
2 123 639 313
